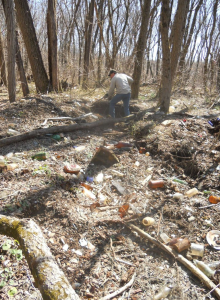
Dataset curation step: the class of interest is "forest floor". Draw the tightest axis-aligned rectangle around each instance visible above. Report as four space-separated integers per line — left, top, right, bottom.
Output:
0 83 220 300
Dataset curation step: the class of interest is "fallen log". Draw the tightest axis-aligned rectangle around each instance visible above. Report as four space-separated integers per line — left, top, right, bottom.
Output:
0 115 135 148
127 224 220 300
0 215 80 300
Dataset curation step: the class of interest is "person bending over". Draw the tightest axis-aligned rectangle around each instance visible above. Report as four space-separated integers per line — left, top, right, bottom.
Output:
107 69 133 118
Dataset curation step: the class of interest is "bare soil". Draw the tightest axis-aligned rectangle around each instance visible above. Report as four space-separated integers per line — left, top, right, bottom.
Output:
0 84 220 300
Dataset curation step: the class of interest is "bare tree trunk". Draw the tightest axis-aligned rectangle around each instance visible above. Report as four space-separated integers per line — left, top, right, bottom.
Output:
131 0 151 99
47 0 58 91
15 30 29 96
14 0 49 93
2 0 16 103
203 0 218 93
217 53 220 93
82 0 95 89
0 30 7 86
158 0 171 113
159 0 190 113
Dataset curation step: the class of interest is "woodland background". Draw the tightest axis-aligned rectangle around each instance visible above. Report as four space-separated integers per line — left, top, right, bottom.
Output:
0 0 220 111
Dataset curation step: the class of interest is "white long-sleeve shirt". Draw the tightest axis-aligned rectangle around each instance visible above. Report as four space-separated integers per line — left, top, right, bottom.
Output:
108 73 133 100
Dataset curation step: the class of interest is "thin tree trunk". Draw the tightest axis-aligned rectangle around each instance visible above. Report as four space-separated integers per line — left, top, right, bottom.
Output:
2 0 16 103
47 0 58 91
0 30 7 86
131 0 151 99
82 0 95 89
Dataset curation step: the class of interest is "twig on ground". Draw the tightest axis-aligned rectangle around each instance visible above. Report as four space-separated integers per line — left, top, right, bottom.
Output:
101 272 136 300
110 238 116 260
41 113 92 125
198 202 220 209
157 209 163 236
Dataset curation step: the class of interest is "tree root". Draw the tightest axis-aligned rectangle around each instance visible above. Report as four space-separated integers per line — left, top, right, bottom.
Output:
0 215 80 300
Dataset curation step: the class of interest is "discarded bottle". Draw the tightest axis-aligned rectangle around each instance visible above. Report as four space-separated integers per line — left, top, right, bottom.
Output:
10 157 23 163
208 121 214 127
114 142 132 149
208 195 220 204
189 243 204 257
31 152 47 161
7 129 20 136
153 286 172 300
185 188 199 198
160 233 171 244
148 180 165 189
52 134 61 141
194 260 215 278
170 238 191 253
172 178 188 185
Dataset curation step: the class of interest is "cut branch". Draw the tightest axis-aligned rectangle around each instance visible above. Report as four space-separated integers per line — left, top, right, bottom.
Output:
0 215 80 300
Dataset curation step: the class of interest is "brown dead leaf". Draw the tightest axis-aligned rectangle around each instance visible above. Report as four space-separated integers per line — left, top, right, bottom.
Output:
90 202 100 212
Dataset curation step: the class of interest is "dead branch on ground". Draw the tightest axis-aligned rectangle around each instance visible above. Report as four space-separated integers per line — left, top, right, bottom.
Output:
0 215 80 300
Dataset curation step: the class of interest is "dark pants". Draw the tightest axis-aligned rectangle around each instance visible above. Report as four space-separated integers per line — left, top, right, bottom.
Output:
109 93 131 118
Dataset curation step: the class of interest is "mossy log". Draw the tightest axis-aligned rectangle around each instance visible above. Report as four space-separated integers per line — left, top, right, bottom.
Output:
0 215 80 300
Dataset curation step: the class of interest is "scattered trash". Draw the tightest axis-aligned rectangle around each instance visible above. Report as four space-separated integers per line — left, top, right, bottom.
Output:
185 188 199 198
207 261 220 270
188 216 195 222
208 195 220 204
86 176 93 183
189 243 204 257
118 204 129 218
71 249 83 256
94 172 104 183
52 134 61 141
90 202 100 212
81 182 93 190
90 147 119 167
114 142 132 149
206 230 220 250
7 128 20 136
148 180 165 189
173 193 184 200
82 187 96 199
142 217 155 226
172 178 188 185
194 260 215 278
63 244 69 251
73 145 86 152
160 233 171 244
153 286 172 300
168 238 191 253
63 163 81 174
31 152 47 161
112 181 126 195
7 163 18 171
161 120 173 127
79 238 88 247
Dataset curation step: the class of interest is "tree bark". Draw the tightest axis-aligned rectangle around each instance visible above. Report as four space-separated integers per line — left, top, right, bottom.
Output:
159 0 190 113
0 30 7 86
82 0 95 89
2 0 16 102
15 30 30 96
14 0 49 93
0 215 80 300
131 0 151 99
47 0 58 91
